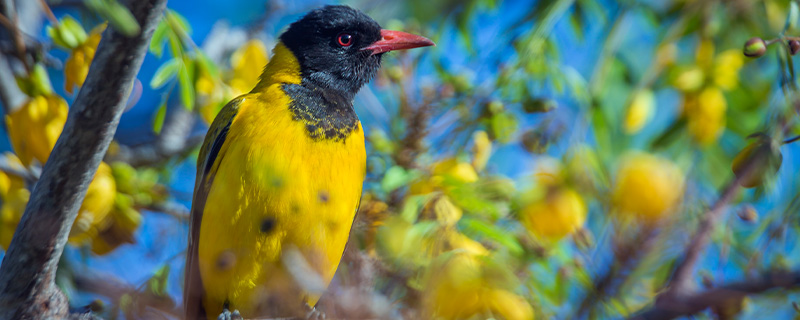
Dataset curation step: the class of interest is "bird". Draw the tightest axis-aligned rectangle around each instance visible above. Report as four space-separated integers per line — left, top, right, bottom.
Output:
183 5 434 320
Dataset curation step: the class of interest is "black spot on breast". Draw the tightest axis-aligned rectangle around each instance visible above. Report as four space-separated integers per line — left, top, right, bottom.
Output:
216 251 236 271
260 218 276 233
318 190 330 203
271 177 284 188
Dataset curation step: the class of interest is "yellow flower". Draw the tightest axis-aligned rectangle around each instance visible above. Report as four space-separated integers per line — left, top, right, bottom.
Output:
0 154 29 249
376 216 487 269
684 87 727 146
612 153 684 223
409 158 479 195
0 186 30 250
229 39 269 95
673 66 705 93
520 186 587 240
425 195 463 227
68 162 117 245
485 288 536 320
471 130 492 172
423 252 534 320
6 94 68 166
91 200 142 255
712 50 744 90
64 24 105 94
671 40 742 146
624 89 655 134
196 70 228 124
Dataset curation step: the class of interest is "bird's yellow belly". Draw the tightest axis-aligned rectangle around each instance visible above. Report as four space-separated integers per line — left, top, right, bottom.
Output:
197 91 366 318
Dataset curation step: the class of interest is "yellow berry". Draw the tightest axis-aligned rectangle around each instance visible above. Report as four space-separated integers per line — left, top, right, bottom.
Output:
520 187 586 240
623 89 655 134
612 153 684 223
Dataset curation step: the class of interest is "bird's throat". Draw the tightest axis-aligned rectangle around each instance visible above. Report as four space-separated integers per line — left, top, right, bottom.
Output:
282 82 359 142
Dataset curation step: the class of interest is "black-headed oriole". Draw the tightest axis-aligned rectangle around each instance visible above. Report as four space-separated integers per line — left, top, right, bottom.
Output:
183 5 434 320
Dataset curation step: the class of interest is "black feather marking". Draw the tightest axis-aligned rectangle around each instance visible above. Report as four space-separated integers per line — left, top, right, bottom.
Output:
283 82 359 141
204 121 232 176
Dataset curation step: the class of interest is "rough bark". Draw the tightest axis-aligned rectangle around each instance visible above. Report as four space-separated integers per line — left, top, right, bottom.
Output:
0 0 166 318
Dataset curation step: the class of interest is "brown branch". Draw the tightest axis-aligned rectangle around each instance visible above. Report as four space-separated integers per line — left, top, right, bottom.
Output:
667 181 741 295
630 269 800 320
0 0 167 318
0 53 25 114
574 226 659 318
73 270 180 319
143 201 190 222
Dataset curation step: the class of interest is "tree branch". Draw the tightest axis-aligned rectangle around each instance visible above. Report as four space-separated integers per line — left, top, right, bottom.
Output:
0 0 166 318
630 269 800 320
0 43 25 114
667 181 741 295
73 270 180 318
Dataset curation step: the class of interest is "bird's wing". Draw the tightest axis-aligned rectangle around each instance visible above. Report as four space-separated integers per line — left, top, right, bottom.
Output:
184 97 244 320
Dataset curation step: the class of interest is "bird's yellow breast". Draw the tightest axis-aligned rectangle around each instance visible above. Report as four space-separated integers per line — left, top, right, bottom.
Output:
197 73 366 317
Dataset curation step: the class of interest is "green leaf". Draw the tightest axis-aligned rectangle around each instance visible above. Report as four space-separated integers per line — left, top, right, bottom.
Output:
105 0 140 36
86 0 140 37
650 118 687 150
401 195 433 223
147 265 170 297
166 10 193 35
460 217 524 256
149 19 169 57
149 58 180 89
786 1 800 33
57 24 79 49
178 58 195 109
152 102 167 134
167 31 183 58
489 112 518 144
381 166 419 192
196 52 220 78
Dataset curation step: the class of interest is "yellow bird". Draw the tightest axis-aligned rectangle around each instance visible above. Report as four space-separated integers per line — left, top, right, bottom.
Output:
183 5 433 320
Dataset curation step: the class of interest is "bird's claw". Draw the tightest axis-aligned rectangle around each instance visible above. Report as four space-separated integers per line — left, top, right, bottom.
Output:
306 305 326 320
217 308 242 320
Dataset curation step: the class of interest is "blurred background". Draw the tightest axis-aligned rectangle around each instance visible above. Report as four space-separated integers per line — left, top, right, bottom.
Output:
0 0 799 319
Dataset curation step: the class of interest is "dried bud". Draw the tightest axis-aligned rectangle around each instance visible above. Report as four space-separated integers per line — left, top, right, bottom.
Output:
522 97 557 113
521 130 547 154
731 137 782 188
743 37 767 58
737 204 758 223
701 273 714 289
573 228 594 252
790 40 800 55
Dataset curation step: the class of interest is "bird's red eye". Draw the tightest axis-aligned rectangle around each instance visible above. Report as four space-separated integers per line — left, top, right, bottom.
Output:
337 33 353 47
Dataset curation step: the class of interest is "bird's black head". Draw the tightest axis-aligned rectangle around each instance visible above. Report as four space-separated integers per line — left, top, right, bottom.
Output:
280 5 433 99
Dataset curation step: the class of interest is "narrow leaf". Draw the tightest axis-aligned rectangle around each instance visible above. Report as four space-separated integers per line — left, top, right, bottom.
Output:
149 58 180 89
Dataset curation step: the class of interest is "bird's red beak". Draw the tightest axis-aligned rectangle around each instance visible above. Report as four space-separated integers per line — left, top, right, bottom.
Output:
363 30 435 55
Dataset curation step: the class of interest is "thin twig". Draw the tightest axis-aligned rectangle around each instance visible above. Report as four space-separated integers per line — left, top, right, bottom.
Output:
574 226 659 318
630 269 800 320
73 270 180 318
667 181 741 295
0 52 25 114
783 134 800 144
143 201 189 221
